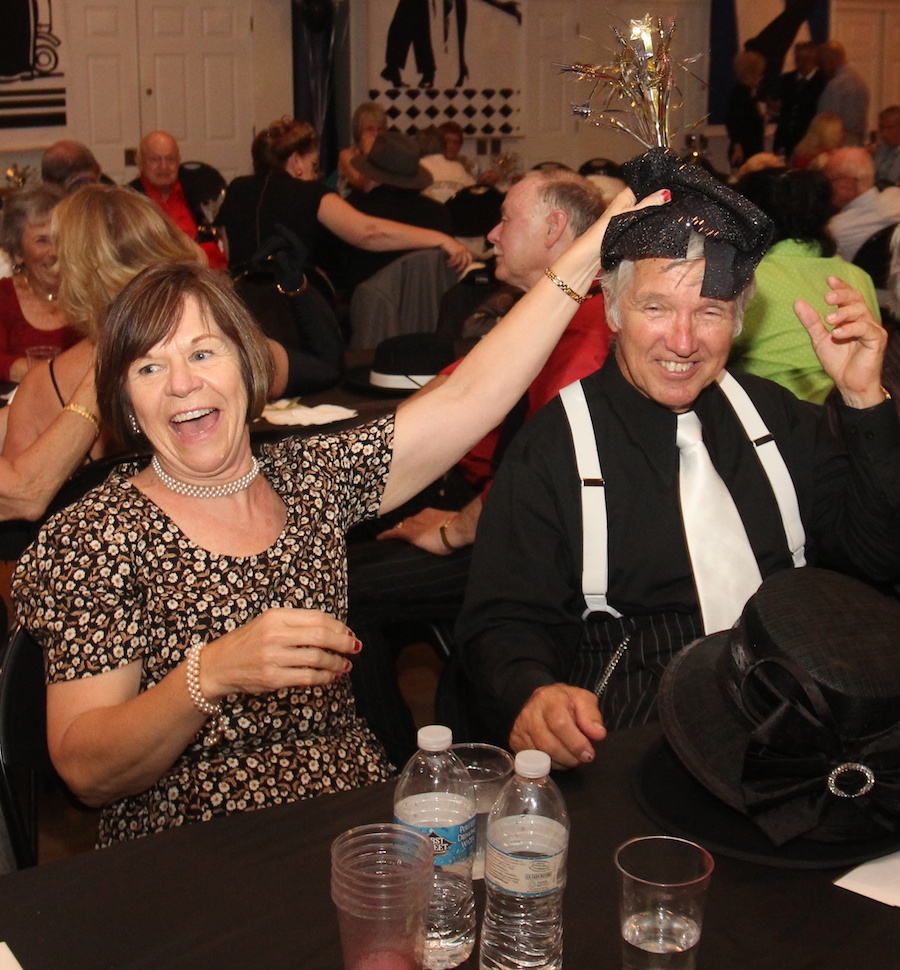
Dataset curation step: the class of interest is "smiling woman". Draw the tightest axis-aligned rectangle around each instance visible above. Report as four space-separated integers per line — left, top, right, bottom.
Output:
11 180 669 846
0 183 79 382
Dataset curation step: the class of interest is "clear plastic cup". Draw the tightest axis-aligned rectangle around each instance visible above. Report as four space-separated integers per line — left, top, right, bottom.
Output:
331 822 434 970
450 742 514 880
25 345 60 370
615 836 714 970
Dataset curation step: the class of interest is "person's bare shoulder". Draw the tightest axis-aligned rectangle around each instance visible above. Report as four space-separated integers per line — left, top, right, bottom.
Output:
3 339 93 460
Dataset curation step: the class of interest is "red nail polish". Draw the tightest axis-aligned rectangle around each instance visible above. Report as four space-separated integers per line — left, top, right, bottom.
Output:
661 189 672 202
343 660 352 672
354 639 362 653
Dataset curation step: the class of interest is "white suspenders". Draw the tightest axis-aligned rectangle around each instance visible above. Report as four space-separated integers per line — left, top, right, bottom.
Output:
559 374 806 619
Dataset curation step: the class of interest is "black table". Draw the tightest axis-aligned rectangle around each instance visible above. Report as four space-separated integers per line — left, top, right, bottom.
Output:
0 725 895 969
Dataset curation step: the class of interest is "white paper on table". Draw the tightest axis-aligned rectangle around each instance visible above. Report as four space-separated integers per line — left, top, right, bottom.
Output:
0 943 24 969
260 401 358 427
834 849 900 906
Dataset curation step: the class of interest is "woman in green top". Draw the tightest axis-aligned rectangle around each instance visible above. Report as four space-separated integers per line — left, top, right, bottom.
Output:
731 167 882 404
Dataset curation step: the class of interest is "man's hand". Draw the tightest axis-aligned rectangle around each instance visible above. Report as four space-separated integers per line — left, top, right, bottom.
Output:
378 507 453 555
509 684 606 769
794 276 888 409
378 497 482 554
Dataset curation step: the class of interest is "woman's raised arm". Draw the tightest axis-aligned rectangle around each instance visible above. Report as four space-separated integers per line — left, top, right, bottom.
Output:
381 188 669 512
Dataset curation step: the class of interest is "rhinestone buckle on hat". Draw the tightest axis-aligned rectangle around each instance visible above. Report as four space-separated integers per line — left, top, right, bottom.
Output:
827 762 876 798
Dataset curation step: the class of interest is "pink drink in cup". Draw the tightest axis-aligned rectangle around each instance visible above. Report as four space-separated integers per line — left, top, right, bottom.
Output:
332 823 434 970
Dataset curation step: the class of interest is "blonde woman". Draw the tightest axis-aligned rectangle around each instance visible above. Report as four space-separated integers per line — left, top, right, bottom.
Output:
3 185 317 463
3 185 206 461
791 111 845 170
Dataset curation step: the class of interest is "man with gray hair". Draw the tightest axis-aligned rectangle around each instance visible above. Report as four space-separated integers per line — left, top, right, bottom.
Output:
817 39 870 146
348 167 613 765
824 146 900 263
871 104 900 189
458 148 900 767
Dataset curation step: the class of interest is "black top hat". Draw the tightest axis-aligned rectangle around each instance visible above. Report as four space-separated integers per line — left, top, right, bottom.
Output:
344 333 455 396
601 147 774 300
642 568 900 868
445 185 503 237
351 131 433 191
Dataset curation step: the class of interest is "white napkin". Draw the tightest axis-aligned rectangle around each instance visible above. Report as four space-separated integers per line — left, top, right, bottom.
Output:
261 400 358 427
834 849 900 906
0 943 24 969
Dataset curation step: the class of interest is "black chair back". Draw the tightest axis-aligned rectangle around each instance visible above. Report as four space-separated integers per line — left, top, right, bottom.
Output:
0 453 145 563
0 624 54 869
852 223 896 290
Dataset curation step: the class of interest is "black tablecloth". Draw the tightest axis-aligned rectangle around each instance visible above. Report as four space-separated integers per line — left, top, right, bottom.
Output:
0 725 896 968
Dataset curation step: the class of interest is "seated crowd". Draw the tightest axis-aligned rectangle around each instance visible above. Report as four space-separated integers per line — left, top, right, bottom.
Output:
0 69 899 854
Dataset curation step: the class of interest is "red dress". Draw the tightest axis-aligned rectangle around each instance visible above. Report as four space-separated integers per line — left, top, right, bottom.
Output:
0 277 79 381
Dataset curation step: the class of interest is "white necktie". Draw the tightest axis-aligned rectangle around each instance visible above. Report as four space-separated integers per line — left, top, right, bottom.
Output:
676 410 762 633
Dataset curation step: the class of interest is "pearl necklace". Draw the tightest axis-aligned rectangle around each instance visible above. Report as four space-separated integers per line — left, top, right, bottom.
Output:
151 455 260 499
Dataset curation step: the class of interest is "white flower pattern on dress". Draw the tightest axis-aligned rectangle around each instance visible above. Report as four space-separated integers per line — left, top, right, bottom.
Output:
13 417 396 846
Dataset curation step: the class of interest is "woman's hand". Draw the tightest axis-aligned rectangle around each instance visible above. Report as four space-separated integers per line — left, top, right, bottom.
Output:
9 356 29 383
546 186 670 296
200 607 361 697
441 236 474 273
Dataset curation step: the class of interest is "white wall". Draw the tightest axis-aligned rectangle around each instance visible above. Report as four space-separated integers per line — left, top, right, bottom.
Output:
0 0 294 185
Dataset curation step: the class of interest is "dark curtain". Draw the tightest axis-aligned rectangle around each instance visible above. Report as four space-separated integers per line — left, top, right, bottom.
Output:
708 0 830 125
0 0 36 79
292 0 339 177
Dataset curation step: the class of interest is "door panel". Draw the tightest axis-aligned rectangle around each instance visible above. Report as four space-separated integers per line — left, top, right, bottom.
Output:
63 1 141 183
137 1 253 181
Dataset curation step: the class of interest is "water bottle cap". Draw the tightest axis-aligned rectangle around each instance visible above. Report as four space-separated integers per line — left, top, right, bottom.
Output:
417 724 453 751
515 750 551 778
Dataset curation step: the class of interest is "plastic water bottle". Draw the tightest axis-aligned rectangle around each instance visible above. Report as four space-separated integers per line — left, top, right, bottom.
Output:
479 749 570 970
393 725 477 969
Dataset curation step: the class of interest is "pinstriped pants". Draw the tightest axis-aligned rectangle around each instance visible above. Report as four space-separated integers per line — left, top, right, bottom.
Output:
571 611 705 731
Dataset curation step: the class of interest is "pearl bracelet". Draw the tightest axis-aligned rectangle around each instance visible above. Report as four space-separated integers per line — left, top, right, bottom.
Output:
185 644 222 717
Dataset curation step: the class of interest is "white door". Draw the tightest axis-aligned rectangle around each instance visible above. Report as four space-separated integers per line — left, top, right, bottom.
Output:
522 1 582 170
136 0 254 182
64 0 254 184
63 1 142 184
832 1 900 142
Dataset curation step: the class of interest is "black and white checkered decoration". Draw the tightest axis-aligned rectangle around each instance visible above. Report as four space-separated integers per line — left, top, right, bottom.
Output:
368 83 521 137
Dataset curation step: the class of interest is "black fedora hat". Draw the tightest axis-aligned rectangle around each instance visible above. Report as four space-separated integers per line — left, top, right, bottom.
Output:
351 131 433 190
640 567 900 868
344 333 455 396
601 147 774 300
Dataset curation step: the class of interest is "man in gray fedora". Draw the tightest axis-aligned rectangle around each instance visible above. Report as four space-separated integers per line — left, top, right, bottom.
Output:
342 130 454 290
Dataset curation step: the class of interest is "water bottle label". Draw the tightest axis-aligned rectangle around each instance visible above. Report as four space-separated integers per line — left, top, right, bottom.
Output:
484 815 568 896
394 793 476 867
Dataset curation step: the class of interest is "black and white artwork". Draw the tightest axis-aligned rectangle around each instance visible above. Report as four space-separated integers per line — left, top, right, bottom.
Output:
0 0 66 130
368 0 523 138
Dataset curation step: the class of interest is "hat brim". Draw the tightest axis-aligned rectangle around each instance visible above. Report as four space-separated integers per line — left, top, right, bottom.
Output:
651 636 900 868
633 738 900 869
350 156 433 190
342 364 430 397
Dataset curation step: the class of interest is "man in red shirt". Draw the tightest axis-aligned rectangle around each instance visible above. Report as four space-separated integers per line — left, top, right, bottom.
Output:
348 168 616 764
129 131 227 269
